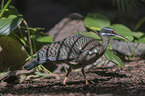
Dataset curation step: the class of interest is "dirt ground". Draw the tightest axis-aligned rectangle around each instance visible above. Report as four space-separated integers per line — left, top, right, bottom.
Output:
0 58 145 96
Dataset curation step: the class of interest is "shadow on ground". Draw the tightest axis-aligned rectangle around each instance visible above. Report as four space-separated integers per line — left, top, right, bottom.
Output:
1 60 145 96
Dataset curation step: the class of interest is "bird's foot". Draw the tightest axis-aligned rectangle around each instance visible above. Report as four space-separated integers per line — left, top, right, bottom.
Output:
62 77 67 85
62 81 66 85
85 80 89 84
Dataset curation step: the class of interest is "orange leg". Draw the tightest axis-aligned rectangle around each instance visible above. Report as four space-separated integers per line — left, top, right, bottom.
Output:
81 67 89 84
62 67 72 85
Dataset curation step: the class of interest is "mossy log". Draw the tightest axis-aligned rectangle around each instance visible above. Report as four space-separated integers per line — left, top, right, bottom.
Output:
0 36 27 72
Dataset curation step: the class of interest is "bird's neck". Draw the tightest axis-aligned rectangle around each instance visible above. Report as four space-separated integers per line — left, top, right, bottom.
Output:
93 30 109 53
100 36 109 53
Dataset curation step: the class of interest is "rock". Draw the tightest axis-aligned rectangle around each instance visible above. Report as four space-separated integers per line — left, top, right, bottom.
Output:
47 13 87 42
110 39 145 56
0 36 28 72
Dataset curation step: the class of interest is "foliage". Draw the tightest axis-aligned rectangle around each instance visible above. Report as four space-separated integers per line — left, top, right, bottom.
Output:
84 13 110 31
84 13 145 66
0 0 144 74
0 15 23 36
84 13 145 43
112 0 144 11
0 0 52 73
112 0 145 44
0 1 53 53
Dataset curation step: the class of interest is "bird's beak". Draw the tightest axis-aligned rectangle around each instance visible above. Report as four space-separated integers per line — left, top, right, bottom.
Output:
115 34 128 40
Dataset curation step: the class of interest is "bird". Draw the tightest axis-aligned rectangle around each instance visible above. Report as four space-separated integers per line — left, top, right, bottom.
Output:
24 27 127 85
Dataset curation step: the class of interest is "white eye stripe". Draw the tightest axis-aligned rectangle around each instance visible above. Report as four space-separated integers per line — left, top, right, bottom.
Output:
101 33 113 36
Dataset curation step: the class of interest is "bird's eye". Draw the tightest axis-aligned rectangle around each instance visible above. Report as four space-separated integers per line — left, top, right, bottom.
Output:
111 31 115 34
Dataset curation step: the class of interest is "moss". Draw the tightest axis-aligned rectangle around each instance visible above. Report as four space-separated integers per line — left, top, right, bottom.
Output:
0 36 27 72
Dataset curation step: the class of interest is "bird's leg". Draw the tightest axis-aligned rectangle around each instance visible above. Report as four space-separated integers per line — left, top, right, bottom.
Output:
81 67 89 84
62 67 72 85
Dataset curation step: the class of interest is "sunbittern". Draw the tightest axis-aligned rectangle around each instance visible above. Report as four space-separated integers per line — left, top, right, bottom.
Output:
24 27 127 85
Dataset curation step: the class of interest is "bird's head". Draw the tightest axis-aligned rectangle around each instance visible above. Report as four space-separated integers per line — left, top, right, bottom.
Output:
99 27 127 40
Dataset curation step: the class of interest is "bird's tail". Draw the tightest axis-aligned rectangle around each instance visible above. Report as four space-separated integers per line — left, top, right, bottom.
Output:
24 60 39 70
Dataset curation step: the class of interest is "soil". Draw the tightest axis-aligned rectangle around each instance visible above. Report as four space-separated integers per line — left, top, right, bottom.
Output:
0 58 145 96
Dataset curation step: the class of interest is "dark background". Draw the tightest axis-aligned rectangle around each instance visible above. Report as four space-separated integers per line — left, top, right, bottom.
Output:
11 0 145 32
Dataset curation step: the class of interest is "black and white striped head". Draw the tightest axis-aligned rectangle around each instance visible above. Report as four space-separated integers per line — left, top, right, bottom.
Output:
99 27 127 40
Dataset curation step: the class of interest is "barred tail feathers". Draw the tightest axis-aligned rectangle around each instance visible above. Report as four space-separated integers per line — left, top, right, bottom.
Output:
24 60 40 70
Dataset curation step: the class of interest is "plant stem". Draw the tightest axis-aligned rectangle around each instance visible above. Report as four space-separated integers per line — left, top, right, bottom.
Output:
134 16 145 31
0 0 12 18
32 31 37 53
23 19 33 58
1 0 5 11
128 42 139 60
126 42 132 58
18 25 24 39
40 65 52 74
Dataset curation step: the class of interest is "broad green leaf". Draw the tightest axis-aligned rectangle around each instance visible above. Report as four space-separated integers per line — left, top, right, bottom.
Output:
75 31 101 40
36 35 53 43
137 37 145 43
110 24 134 41
132 31 144 39
31 32 53 43
104 49 125 67
133 31 145 43
30 32 53 52
110 24 132 36
84 13 111 31
0 16 23 36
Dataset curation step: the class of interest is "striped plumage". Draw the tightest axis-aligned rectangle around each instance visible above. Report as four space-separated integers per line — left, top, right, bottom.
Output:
24 27 127 84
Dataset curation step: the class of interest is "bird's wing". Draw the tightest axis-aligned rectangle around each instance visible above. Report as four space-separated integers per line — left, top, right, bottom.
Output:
35 38 77 64
65 34 103 63
58 33 103 61
35 33 102 64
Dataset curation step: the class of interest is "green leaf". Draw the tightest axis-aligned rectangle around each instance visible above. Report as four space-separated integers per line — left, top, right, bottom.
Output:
29 27 45 32
1 6 20 18
31 32 53 43
133 31 144 39
110 24 132 35
75 32 101 40
84 13 111 31
131 31 145 43
30 32 53 51
110 24 134 41
137 37 145 43
36 35 53 43
0 16 23 36
104 49 125 67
